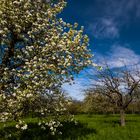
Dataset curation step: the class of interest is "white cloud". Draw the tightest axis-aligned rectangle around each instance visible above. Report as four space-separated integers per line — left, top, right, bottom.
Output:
63 45 140 100
87 0 140 40
103 0 140 22
62 78 88 100
88 18 119 39
95 45 140 68
109 45 140 67
62 67 98 100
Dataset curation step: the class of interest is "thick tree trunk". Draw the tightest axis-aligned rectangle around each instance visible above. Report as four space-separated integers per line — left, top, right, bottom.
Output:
120 109 125 126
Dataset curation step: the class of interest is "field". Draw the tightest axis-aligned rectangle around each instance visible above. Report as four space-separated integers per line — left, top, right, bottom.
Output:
75 114 140 140
0 114 140 140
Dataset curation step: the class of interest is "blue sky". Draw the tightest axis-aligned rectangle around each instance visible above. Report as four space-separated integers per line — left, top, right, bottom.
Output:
61 0 140 100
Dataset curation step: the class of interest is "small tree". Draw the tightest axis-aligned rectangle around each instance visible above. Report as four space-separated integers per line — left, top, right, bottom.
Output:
89 66 140 126
0 0 93 133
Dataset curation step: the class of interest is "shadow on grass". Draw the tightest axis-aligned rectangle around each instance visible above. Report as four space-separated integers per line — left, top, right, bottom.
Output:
103 119 140 127
0 121 97 140
103 120 120 126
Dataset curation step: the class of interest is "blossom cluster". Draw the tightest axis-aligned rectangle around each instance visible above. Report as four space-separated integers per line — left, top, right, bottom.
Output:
0 0 94 136
15 120 28 130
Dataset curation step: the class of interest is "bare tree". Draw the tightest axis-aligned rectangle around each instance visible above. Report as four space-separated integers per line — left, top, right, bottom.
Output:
89 65 140 126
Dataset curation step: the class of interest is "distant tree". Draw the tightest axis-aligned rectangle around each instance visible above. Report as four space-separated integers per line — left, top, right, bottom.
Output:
89 66 140 126
83 91 117 114
66 99 83 114
127 92 140 114
0 0 93 133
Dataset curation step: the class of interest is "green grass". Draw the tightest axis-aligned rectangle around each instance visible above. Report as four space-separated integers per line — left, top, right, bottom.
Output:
0 114 140 140
75 114 140 140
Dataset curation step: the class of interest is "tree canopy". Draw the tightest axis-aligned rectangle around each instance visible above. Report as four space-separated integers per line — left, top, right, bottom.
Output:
0 0 93 133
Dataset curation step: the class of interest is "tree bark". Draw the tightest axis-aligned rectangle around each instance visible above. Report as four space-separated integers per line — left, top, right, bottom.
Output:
120 109 125 126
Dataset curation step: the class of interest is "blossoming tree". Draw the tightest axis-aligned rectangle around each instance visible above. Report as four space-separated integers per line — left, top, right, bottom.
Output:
0 0 93 133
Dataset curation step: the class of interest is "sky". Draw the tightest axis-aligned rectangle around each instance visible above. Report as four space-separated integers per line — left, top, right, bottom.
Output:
61 0 140 100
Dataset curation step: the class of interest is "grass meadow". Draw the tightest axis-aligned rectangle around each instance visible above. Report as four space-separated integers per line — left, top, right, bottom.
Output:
0 114 140 140
75 114 140 140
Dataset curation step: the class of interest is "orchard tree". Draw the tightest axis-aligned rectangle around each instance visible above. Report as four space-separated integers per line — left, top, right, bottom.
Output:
0 0 93 133
83 91 116 114
66 99 83 114
89 66 140 126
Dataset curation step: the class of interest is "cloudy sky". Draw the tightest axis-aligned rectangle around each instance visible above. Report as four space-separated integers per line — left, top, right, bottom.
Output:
61 0 140 100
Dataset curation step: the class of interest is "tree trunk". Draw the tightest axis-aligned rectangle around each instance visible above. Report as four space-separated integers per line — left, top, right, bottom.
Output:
120 109 125 126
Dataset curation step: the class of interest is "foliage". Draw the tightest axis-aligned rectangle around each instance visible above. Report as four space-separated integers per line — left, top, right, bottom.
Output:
83 92 117 114
0 0 93 135
82 91 140 114
66 100 83 114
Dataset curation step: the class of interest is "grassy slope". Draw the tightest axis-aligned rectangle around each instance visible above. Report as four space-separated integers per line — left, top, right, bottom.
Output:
0 114 140 140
